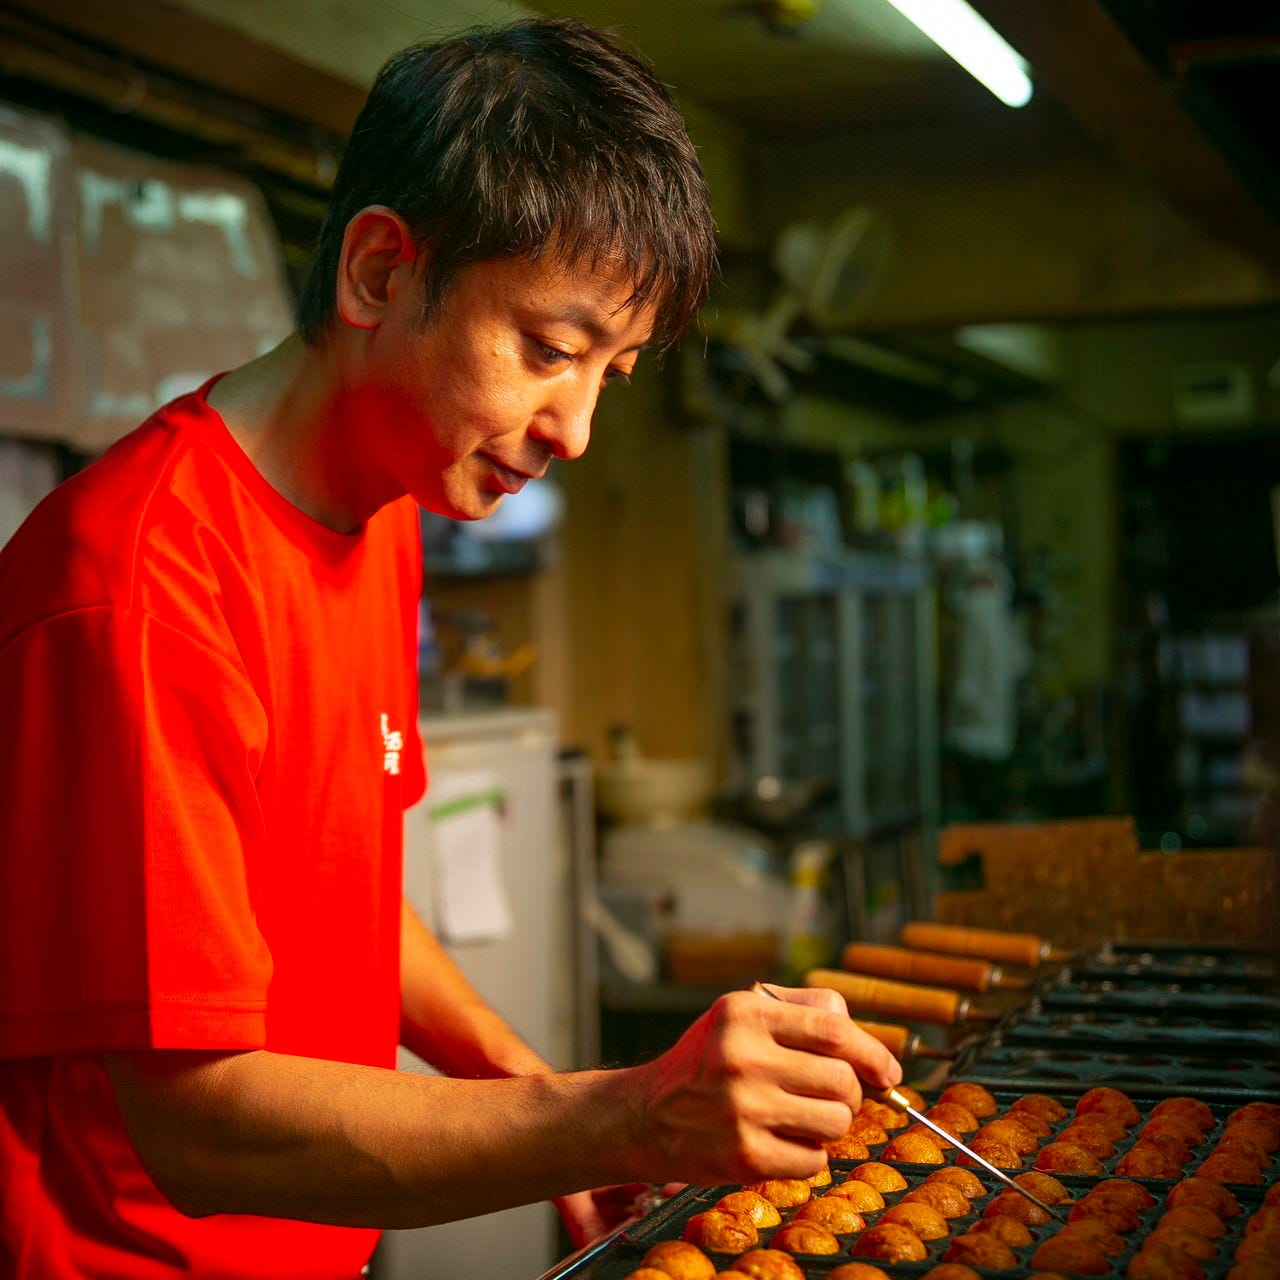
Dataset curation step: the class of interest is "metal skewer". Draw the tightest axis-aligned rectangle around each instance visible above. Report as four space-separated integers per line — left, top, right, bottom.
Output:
751 981 1067 1222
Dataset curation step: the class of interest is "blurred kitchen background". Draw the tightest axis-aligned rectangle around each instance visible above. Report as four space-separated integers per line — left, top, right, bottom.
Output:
2 1 1278 1275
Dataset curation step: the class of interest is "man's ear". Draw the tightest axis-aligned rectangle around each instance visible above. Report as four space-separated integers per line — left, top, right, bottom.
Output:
335 206 419 330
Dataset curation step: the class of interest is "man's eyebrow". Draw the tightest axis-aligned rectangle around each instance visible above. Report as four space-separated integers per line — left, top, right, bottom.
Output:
544 305 649 351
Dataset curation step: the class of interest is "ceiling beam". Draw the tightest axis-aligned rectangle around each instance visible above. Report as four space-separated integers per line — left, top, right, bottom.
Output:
1 0 367 138
964 0 1280 272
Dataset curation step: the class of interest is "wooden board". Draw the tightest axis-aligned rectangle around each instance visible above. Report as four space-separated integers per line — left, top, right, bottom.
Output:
932 817 1279 951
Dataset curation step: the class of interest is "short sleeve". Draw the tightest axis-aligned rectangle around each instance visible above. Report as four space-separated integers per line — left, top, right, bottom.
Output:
0 606 274 1056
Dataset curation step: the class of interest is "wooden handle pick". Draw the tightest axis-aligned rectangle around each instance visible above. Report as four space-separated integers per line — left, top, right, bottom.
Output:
842 942 1009 993
901 922 1050 968
805 968 972 1026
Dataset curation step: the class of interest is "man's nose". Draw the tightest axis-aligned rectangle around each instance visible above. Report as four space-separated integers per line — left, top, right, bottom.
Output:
535 376 598 461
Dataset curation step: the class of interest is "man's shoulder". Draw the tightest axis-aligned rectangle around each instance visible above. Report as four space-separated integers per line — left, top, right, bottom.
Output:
0 387 242 643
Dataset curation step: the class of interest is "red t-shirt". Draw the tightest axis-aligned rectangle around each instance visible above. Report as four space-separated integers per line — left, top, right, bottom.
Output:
0 379 426 1278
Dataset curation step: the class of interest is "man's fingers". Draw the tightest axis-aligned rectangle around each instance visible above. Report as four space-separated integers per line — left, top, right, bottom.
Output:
741 986 905 1091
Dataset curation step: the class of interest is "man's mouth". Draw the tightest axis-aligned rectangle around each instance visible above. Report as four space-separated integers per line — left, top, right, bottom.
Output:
482 455 541 494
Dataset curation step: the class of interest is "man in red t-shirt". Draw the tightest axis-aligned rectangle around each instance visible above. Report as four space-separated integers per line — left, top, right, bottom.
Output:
0 18 899 1279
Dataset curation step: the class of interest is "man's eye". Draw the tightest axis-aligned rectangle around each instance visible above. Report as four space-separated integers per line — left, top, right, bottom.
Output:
603 368 632 388
530 338 572 367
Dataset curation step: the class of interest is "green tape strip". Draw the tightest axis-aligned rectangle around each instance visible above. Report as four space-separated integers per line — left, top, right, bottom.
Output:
428 788 506 821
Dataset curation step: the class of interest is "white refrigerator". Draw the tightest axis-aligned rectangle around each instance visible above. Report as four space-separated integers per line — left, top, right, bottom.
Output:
375 706 575 1280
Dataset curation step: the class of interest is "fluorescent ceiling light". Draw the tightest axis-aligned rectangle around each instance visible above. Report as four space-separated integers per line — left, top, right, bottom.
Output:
882 0 1033 107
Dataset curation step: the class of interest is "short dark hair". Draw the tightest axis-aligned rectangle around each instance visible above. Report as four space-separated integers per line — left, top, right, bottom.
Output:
296 17 717 349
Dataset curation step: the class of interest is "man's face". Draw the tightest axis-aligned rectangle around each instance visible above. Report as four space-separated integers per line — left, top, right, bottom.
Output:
358 252 654 521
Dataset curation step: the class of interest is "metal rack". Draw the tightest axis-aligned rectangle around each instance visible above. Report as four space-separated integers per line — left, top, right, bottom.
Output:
727 549 941 938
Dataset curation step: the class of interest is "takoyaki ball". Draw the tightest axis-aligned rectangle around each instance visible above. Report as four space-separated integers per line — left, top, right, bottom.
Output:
858 1100 907 1131
827 1265 892 1280
925 1102 980 1135
880 1203 950 1240
769 1222 840 1256
904 1122 954 1151
1159 1206 1227 1238
846 1162 907 1193
1196 1153 1265 1185
1247 1207 1280 1236
824 1181 886 1213
1030 1233 1111 1275
793 1198 865 1235
1116 1143 1182 1180
1167 1177 1242 1220
897 1085 928 1111
1150 1098 1216 1133
642 1241 718 1280
1236 1232 1280 1264
1143 1115 1207 1150
1125 1249 1206 1280
941 1234 1018 1269
1268 1185 1280 1208
626 1270 682 1280
882 1131 945 1164
1014 1171 1071 1205
1055 1124 1117 1160
963 1215 1034 1248
1003 1106 1053 1138
1139 1132 1194 1165
1230 1101 1280 1129
1225 1121 1280 1156
1069 1196 1142 1235
716 1192 783 1228
920 1268 982 1280
1092 1178 1157 1210
1076 1086 1141 1128
978 1117 1040 1155
1141 1228 1217 1263
1225 1262 1280 1280
900 1182 972 1219
1035 1141 1104 1175
957 1137 1021 1170
983 1191 1052 1226
712 1271 753 1280
846 1116 890 1146
1213 1134 1271 1169
1055 1218 1126 1256
806 1165 833 1189
824 1134 872 1161
926 1167 987 1200
1068 1111 1130 1143
1013 1093 1071 1123
851 1224 929 1263
938 1083 998 1119
730 1249 806 1280
742 1179 811 1208
683 1211 760 1254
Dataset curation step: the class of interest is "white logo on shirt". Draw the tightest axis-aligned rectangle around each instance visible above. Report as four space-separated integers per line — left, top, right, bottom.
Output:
380 713 403 776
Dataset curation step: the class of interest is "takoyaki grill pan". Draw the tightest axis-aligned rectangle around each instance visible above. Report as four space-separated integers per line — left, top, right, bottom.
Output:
952 943 1280 1099
539 1085 1279 1280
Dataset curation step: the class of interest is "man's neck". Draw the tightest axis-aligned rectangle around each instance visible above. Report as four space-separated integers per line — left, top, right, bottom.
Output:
207 334 383 534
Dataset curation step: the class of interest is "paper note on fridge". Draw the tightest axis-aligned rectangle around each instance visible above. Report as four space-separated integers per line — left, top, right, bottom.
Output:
427 770 512 944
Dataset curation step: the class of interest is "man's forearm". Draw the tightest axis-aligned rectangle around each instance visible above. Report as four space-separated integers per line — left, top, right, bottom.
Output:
105 1048 640 1229
398 896 549 1079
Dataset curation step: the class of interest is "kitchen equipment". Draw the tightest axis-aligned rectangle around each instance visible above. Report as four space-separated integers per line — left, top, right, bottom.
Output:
805 967 998 1026
901 921 1069 967
538 1078 1279 1279
387 707 569 1280
842 941 1027 992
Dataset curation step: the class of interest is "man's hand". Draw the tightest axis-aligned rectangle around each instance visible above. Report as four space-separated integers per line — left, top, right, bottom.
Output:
629 984 901 1188
553 1183 684 1250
